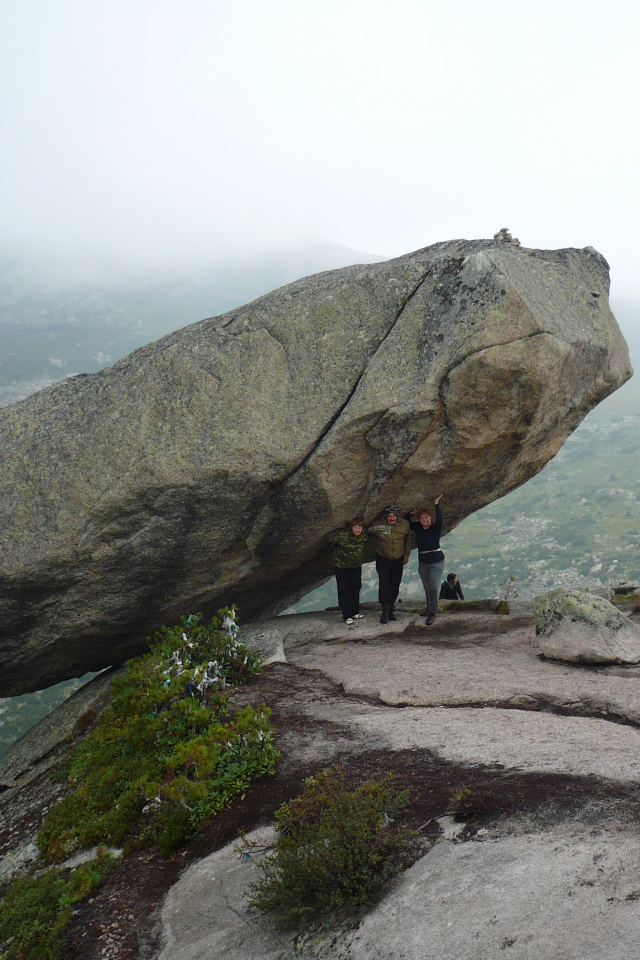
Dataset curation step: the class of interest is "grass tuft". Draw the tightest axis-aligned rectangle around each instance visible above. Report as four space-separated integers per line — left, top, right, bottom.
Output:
447 785 476 820
0 850 113 960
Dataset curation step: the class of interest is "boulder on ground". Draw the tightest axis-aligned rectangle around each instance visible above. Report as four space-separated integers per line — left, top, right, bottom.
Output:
0 238 632 695
532 588 640 664
611 583 640 609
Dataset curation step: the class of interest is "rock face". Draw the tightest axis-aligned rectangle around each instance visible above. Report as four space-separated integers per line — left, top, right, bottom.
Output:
0 238 632 695
158 822 640 960
533 588 640 664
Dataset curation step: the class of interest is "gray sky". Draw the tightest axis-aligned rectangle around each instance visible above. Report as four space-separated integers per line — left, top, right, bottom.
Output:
1 0 640 309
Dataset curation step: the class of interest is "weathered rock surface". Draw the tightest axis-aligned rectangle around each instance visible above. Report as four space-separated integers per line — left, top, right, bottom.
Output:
241 600 524 662
0 667 120 791
0 239 631 694
156 610 640 960
533 588 640 664
159 820 640 960
257 607 640 726
6 609 640 957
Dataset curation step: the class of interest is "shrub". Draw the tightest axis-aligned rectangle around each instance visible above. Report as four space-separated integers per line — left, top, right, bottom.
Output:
38 609 278 861
249 768 415 929
0 851 113 960
447 785 476 820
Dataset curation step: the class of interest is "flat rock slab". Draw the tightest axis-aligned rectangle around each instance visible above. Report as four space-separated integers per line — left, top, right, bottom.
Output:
158 825 284 960
156 610 640 958
243 609 434 663
158 820 640 960
335 820 640 960
300 702 640 783
281 610 640 725
158 605 640 960
244 606 524 663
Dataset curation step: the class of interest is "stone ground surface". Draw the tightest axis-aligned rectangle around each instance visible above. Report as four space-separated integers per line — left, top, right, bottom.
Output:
159 608 640 960
6 608 640 960
158 819 640 960
284 608 640 719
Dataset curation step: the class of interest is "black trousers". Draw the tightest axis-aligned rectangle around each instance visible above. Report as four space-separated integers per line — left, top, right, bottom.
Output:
334 566 362 620
376 555 404 604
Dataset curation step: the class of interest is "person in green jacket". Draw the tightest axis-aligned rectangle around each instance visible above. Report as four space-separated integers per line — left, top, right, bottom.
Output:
326 518 368 624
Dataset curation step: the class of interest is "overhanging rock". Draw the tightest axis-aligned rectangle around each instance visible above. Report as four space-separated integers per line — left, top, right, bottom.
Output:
0 238 632 694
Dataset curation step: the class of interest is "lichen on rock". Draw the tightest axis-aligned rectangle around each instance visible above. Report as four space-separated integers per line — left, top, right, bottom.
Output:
532 588 640 665
532 588 632 636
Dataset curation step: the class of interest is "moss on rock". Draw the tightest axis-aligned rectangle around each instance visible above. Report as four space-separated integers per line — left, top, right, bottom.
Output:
532 588 631 637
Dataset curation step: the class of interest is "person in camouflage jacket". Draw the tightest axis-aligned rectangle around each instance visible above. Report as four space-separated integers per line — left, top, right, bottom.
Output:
327 518 368 623
367 505 411 623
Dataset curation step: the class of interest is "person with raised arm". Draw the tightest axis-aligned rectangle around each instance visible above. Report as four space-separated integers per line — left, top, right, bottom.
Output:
367 505 411 624
406 495 444 625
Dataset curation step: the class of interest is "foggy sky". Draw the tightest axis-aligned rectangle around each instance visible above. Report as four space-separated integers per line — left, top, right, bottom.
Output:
1 0 640 313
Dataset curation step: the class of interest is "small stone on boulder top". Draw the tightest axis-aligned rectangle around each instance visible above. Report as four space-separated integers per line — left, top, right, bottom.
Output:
532 588 640 665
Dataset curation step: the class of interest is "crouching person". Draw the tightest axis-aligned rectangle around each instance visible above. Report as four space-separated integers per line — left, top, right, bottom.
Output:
440 572 464 601
327 518 368 624
368 505 411 624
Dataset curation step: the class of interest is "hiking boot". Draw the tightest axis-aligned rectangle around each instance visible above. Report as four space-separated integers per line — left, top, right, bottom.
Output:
425 613 436 625
388 604 397 622
380 603 389 624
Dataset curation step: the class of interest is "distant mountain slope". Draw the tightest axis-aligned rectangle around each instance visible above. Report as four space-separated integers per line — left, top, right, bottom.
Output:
0 242 385 407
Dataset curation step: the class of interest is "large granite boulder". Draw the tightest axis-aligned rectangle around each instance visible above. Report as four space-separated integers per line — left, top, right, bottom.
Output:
533 588 640 664
0 238 632 695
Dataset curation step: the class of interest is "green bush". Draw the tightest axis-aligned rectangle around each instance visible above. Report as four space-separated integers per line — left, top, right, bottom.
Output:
447 785 476 820
249 768 415 929
38 609 278 861
0 851 113 960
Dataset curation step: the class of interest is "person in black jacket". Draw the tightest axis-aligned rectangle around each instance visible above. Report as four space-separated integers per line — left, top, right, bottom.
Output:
440 573 464 601
406 495 444 625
